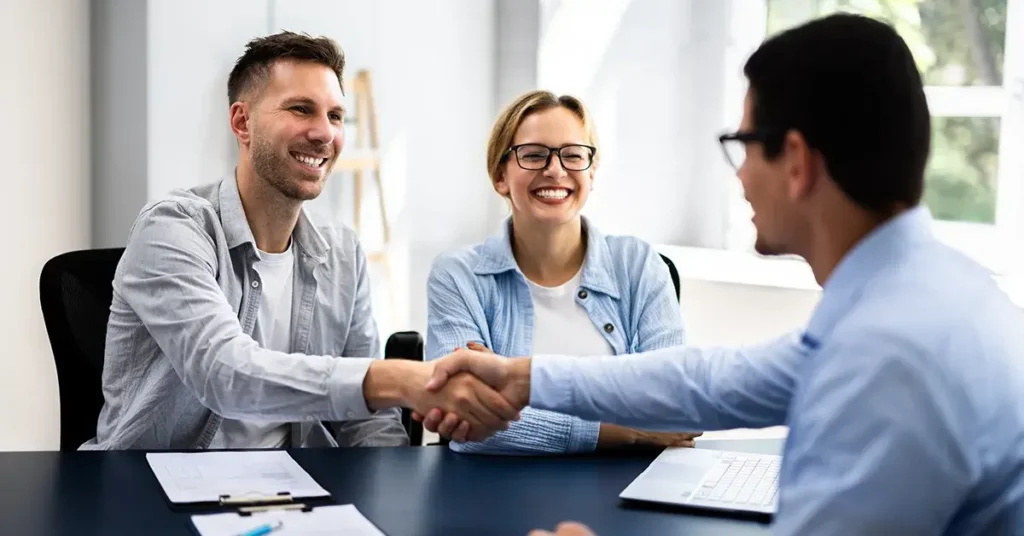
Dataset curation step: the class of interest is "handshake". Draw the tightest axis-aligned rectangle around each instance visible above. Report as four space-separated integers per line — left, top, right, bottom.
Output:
407 343 531 443
367 342 701 448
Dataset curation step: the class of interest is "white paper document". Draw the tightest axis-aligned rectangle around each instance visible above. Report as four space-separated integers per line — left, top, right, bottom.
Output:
191 504 386 536
145 451 330 504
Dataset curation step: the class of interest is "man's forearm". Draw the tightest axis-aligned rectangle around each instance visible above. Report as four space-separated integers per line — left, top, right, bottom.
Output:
528 339 798 431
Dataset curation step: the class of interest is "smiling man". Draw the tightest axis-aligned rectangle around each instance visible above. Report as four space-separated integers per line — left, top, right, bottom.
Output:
83 32 518 450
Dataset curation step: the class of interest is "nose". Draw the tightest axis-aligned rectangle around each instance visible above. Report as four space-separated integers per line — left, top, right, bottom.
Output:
306 112 335 147
542 152 568 178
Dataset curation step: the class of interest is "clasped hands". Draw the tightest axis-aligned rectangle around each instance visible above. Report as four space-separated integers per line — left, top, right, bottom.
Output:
409 344 702 449
405 344 529 443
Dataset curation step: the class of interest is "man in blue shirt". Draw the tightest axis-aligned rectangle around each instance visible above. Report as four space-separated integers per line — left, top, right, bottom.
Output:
421 14 1024 535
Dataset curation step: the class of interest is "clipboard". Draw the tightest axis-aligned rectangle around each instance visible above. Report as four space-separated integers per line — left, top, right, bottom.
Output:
200 491 333 513
188 504 387 536
145 451 333 512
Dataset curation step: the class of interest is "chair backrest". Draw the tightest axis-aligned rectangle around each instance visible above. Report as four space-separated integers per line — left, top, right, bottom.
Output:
39 248 125 451
659 253 681 302
384 331 425 446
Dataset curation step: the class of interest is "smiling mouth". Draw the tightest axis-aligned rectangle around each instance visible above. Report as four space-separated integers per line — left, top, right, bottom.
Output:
531 187 573 201
291 151 328 170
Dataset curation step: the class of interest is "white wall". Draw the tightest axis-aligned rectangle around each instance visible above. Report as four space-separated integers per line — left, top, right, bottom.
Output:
147 0 271 200
531 0 748 248
0 0 91 450
658 246 821 346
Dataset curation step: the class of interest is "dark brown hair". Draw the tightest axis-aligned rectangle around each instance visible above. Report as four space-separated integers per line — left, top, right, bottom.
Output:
744 14 929 213
227 31 346 105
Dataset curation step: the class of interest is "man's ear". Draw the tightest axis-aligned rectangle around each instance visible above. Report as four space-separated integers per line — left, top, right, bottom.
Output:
229 102 252 146
783 129 816 201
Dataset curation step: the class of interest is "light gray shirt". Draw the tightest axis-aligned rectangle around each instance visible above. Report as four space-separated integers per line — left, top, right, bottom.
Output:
82 176 407 450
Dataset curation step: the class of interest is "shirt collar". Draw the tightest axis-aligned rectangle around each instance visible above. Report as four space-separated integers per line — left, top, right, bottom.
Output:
473 216 620 299
803 205 934 347
218 174 330 262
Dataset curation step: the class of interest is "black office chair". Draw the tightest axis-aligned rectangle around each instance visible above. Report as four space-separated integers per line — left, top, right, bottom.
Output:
39 248 126 451
659 253 681 302
384 331 425 446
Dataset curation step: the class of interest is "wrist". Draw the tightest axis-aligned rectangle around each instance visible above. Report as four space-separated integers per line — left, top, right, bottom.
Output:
363 360 425 411
507 357 532 407
597 423 638 449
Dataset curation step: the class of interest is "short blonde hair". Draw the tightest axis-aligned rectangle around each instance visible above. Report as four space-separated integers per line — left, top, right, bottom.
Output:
486 90 599 190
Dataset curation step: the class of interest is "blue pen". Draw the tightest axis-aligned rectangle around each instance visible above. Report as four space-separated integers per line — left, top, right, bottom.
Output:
235 520 284 536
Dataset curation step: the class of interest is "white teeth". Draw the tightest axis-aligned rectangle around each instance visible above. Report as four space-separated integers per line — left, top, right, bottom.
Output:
293 154 324 167
534 188 570 199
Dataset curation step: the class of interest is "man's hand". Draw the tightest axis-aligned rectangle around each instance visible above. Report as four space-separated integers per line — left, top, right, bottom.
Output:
425 346 531 408
528 522 596 536
410 370 520 442
413 345 532 440
363 360 519 442
598 423 703 450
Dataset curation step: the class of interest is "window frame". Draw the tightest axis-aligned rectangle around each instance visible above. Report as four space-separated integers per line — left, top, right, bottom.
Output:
730 0 1024 275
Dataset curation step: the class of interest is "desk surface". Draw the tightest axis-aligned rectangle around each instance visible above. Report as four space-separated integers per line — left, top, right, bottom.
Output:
0 439 779 536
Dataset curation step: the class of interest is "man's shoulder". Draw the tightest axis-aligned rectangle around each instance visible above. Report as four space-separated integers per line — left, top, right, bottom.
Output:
136 179 220 220
131 184 222 238
832 245 1019 368
861 242 1008 329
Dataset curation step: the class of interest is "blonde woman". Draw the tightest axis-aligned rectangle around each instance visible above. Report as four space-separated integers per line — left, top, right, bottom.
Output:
424 91 699 454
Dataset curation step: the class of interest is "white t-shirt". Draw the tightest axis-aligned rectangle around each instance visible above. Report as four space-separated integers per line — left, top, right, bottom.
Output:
525 269 615 356
209 245 294 449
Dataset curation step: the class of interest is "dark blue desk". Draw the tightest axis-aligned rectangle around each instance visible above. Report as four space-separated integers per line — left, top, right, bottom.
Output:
0 439 778 535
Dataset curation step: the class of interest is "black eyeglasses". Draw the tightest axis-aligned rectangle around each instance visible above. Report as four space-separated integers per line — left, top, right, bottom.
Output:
718 130 772 171
505 143 597 171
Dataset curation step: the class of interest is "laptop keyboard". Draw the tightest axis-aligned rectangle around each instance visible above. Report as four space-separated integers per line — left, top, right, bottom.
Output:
693 454 780 507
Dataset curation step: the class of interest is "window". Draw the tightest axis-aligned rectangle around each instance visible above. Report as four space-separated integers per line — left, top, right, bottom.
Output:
740 0 1024 273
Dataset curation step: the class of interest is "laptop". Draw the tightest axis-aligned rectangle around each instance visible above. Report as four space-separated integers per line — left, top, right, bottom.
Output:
619 447 781 516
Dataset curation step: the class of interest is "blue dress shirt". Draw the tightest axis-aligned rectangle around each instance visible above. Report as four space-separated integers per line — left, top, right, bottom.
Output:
426 217 685 454
531 207 1024 534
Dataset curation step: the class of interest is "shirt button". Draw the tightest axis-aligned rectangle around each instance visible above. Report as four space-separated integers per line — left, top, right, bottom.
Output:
251 280 260 288
577 289 588 299
346 411 356 418
604 323 614 333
